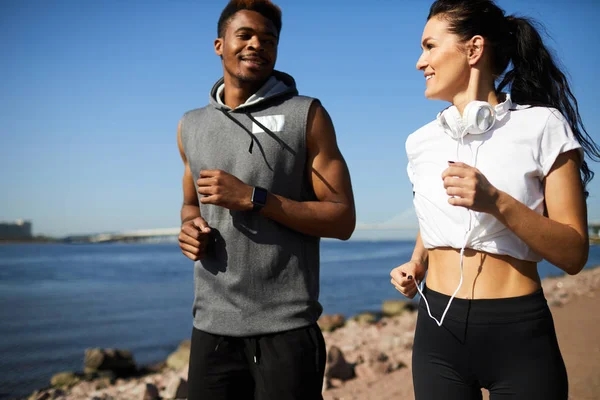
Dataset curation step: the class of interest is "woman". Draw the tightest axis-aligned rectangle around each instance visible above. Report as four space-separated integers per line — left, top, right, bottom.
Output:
390 0 599 399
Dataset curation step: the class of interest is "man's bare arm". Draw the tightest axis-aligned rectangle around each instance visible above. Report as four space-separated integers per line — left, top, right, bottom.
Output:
258 101 356 239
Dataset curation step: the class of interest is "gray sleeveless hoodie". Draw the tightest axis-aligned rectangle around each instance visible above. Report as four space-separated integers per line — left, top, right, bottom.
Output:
180 71 322 336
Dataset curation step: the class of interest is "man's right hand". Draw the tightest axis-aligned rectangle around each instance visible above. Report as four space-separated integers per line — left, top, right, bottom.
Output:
179 216 212 261
390 260 427 299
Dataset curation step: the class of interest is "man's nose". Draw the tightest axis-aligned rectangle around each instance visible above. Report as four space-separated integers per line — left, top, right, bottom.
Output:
248 36 263 51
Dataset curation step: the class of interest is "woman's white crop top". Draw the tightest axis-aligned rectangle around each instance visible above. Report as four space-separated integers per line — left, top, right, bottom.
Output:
406 96 583 262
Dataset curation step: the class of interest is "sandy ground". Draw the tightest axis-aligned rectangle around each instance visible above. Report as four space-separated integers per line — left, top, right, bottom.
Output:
553 292 600 400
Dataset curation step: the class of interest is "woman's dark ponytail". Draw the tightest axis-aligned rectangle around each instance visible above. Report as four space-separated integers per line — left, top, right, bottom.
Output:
498 16 599 196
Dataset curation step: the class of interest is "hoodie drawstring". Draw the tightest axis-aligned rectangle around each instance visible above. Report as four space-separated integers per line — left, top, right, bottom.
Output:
252 337 260 364
214 336 260 365
218 108 298 159
214 336 225 352
218 108 257 154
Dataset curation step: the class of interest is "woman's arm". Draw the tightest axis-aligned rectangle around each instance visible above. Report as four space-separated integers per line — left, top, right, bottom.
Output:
443 150 588 275
390 231 429 299
493 150 588 274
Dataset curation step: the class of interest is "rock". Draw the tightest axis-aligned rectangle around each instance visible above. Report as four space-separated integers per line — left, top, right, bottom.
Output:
28 391 50 400
350 312 379 325
318 314 346 332
354 360 392 380
166 340 191 370
179 364 189 380
84 348 137 376
393 360 408 370
379 334 402 351
382 300 412 316
49 389 65 399
363 349 389 363
142 383 160 400
140 361 167 374
50 371 80 388
325 346 355 381
329 378 345 388
549 298 563 307
95 377 113 390
83 370 116 383
164 377 188 399
353 349 403 381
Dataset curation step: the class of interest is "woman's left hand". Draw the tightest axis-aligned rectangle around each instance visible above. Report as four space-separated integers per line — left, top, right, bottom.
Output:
442 161 500 214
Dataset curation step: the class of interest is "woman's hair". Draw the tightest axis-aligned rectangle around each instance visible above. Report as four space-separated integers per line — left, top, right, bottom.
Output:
218 0 282 38
428 0 599 195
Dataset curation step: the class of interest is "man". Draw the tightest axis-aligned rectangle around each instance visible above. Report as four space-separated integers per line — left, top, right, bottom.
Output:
177 1 355 398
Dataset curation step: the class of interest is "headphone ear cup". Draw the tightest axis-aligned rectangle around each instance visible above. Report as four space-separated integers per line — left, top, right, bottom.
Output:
464 101 496 134
438 106 465 139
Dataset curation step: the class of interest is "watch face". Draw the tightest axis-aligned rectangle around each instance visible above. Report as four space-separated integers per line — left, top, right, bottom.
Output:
253 187 268 205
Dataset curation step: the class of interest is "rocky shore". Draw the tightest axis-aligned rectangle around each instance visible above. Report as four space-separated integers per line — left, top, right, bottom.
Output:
24 266 600 400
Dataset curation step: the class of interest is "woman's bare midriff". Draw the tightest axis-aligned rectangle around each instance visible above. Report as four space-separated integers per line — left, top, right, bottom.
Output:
425 247 542 299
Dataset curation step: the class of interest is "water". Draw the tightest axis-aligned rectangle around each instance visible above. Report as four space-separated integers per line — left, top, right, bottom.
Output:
1 241 599 399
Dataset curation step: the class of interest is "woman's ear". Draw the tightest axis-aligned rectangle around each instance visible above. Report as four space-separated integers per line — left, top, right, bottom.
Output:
467 35 485 66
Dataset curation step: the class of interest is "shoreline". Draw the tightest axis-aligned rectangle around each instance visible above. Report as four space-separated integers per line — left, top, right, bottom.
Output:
3 238 599 245
20 265 600 400
0 238 61 244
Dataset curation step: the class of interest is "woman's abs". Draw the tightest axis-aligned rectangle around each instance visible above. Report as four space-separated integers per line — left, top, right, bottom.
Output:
426 248 541 299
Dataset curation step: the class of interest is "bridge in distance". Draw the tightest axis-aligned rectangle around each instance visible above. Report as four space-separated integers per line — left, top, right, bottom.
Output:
64 228 180 243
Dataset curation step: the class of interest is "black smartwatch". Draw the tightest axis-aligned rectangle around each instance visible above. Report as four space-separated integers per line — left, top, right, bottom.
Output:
251 186 268 212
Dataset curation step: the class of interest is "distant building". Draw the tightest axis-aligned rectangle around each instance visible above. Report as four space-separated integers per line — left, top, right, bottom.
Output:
0 219 33 240
591 222 600 238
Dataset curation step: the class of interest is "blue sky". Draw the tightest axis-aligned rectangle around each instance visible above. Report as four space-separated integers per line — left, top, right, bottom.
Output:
1 0 599 239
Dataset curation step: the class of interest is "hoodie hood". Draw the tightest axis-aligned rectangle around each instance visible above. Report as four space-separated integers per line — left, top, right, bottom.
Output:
209 70 298 111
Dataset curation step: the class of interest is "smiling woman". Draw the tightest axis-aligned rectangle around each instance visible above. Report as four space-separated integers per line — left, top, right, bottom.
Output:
389 0 600 399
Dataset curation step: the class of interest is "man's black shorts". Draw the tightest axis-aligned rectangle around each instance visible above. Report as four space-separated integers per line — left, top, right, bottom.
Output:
187 323 326 400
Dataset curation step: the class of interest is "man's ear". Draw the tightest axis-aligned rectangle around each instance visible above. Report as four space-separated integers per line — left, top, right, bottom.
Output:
214 38 223 58
467 35 485 66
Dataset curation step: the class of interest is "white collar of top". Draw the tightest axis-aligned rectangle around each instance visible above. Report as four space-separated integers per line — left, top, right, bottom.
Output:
495 93 513 122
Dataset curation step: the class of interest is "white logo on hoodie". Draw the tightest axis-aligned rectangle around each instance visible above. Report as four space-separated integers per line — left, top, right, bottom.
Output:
251 115 285 134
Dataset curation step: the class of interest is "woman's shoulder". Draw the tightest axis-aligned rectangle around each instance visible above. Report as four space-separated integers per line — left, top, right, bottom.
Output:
504 104 573 141
406 119 441 146
510 103 567 124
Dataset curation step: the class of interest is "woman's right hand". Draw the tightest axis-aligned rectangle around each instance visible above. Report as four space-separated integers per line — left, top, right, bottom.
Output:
390 260 427 299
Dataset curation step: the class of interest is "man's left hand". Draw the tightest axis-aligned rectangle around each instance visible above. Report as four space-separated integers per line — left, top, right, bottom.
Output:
197 169 253 211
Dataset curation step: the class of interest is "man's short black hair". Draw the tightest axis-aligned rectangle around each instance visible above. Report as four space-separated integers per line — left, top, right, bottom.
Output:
217 0 282 38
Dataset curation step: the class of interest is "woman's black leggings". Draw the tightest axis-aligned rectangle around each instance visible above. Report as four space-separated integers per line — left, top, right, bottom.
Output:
412 286 568 399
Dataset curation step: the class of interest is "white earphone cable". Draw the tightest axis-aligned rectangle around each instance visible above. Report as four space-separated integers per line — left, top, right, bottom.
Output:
417 128 484 327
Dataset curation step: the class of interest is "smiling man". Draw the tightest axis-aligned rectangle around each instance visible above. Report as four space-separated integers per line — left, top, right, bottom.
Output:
176 1 356 399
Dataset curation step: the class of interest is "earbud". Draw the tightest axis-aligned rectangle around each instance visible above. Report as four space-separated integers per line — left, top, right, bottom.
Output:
438 101 496 139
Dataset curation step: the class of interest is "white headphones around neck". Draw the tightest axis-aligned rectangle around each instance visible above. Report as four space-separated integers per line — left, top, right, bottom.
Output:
437 101 496 139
